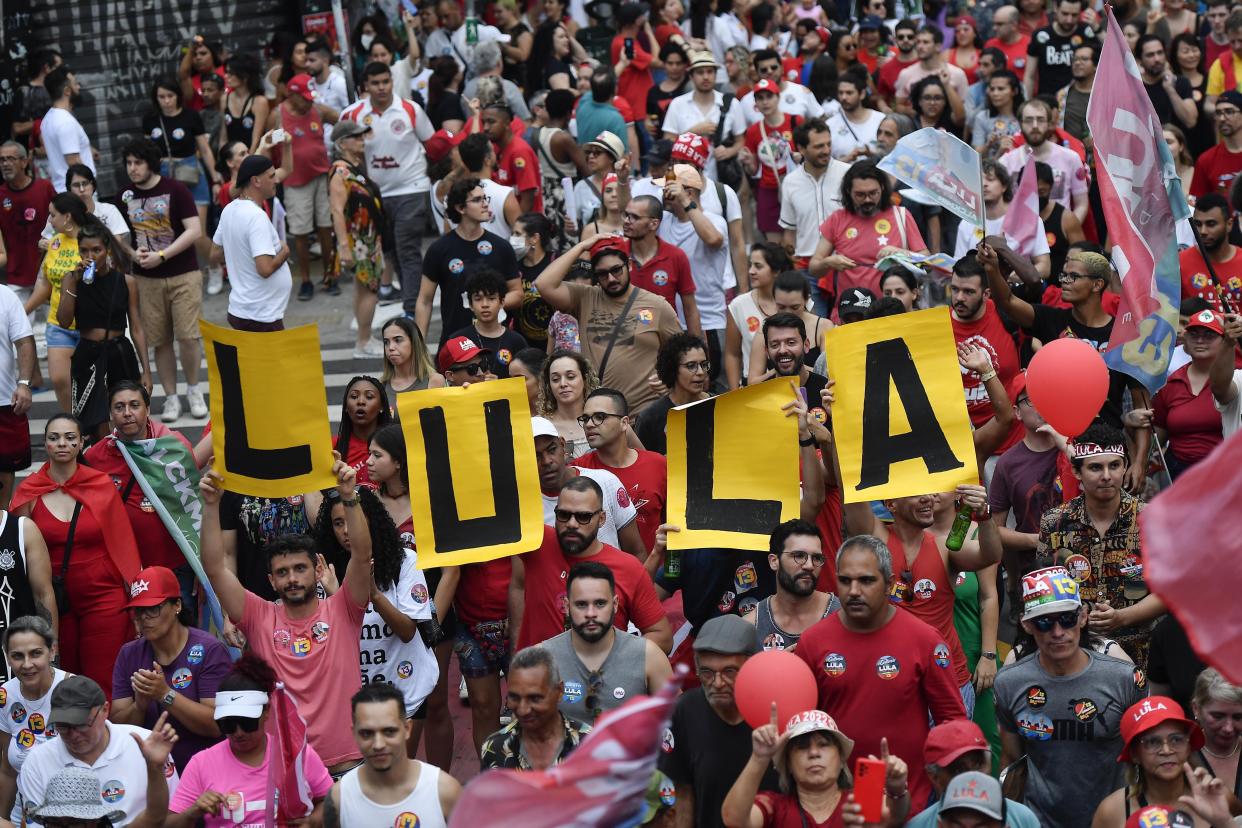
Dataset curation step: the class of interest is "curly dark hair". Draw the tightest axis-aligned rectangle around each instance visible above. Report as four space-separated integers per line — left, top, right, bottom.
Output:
840 161 891 215
334 376 392 458
655 333 709 389
219 651 278 694
314 486 404 591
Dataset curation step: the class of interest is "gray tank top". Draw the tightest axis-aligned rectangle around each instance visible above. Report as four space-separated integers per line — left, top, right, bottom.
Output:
543 629 648 725
754 594 840 651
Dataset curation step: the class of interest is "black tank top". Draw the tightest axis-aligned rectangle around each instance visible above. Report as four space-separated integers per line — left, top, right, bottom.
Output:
74 269 128 332
223 92 256 146
0 513 39 682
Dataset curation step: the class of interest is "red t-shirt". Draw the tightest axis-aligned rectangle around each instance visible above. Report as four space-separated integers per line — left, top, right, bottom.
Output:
1179 244 1242 312
1040 284 1121 315
83 426 195 571
951 300 1023 453
517 525 666 649
573 450 667 553
612 35 655 130
755 791 846 827
496 135 543 211
1153 364 1224 463
818 206 925 311
794 610 967 813
0 177 56 287
455 557 513 627
744 114 798 190
188 66 227 111
1206 35 1231 74
885 530 971 686
629 240 696 309
345 434 373 489
1191 142 1242 199
280 102 331 188
877 54 918 102
982 35 1031 80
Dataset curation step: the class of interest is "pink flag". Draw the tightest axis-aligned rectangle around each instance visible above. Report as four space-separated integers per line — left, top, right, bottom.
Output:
265 683 314 825
1001 155 1041 258
1141 431 1242 684
449 673 684 828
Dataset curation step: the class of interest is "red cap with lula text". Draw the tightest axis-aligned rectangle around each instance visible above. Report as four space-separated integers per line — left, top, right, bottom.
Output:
125 566 183 609
1118 696 1204 763
437 336 491 373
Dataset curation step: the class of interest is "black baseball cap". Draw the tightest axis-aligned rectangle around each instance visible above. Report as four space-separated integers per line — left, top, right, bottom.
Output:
838 287 876 319
50 676 106 727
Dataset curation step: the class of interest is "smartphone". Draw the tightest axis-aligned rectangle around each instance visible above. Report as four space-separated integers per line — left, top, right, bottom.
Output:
854 757 886 823
402 0 419 16
270 128 286 144
625 37 635 59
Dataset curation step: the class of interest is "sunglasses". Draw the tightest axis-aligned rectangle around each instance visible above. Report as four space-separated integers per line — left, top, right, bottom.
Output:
555 508 601 524
1029 609 1082 632
451 360 490 376
593 263 627 280
218 716 262 734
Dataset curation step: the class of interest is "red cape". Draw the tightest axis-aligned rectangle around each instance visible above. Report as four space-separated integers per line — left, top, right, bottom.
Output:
12 463 142 584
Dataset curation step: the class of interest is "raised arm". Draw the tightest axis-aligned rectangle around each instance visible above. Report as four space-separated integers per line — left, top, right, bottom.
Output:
821 378 882 536
533 235 597 311
332 452 373 608
977 240 1035 329
198 471 249 623
944 484 1003 572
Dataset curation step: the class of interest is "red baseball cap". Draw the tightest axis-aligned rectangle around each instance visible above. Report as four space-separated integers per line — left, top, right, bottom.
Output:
1185 308 1225 336
1009 370 1028 404
286 73 315 102
589 235 630 264
125 566 182 609
753 78 780 96
424 128 466 163
924 719 990 767
1118 696 1205 763
671 133 710 169
437 336 491 373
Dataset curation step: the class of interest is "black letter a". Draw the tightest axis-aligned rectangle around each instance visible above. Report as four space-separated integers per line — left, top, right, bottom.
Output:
857 339 964 490
421 400 522 551
217 342 312 479
684 398 783 533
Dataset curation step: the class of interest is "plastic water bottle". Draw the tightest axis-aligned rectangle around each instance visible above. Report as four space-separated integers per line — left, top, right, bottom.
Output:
665 549 682 579
82 260 96 285
945 503 973 551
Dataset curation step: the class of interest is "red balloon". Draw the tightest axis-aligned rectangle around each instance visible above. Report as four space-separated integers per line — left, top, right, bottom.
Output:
1025 337 1110 437
734 650 819 733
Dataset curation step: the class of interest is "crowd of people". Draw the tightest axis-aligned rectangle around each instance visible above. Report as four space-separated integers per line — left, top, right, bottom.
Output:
1 0 1242 824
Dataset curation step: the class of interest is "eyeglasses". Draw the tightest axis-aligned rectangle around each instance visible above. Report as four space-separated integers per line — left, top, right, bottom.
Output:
921 94 945 102
57 706 102 734
466 195 489 205
593 263 627 280
69 180 93 191
786 550 827 567
1217 107 1242 118
451 360 490 376
696 666 740 684
218 716 262 735
1029 610 1082 632
622 211 650 223
679 360 711 373
554 508 601 524
584 669 604 719
1137 732 1191 752
1058 271 1092 282
576 411 625 427
129 600 173 620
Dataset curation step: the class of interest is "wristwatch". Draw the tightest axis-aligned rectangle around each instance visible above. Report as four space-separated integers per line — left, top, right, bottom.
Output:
160 689 177 708
981 651 997 661
684 200 699 211
799 435 817 447
16 379 30 387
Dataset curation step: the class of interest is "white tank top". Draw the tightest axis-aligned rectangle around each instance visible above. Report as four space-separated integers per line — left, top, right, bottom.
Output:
338 760 447 828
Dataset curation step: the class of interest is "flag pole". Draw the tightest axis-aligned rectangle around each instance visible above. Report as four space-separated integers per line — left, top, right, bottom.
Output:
1187 219 1238 315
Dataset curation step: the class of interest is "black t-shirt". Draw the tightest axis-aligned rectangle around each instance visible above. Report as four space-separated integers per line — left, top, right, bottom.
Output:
428 92 468 130
1143 76 1195 132
655 548 774 635
514 253 554 347
1027 304 1134 428
448 324 529 378
1028 24 1096 94
218 492 313 601
659 689 780 828
635 394 677 455
1146 615 1205 712
424 229 520 347
143 108 207 159
647 81 689 132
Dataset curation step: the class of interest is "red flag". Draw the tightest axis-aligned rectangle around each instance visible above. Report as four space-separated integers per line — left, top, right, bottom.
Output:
265 683 314 824
1140 431 1242 684
449 672 684 828
1001 155 1041 258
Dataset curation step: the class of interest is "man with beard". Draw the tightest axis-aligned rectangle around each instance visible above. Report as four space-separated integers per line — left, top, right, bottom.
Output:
746 519 839 651
479 646 592 771
1058 42 1097 145
809 161 928 317
199 458 373 775
1179 194 1242 312
660 614 778 828
510 476 671 652
0 142 56 308
876 20 922 108
760 313 828 402
39 66 94 193
1023 0 1095 98
826 69 886 162
794 535 966 814
326 683 460 825
542 561 672 724
894 26 970 113
1193 90 1242 200
1137 36 1198 135
535 236 682 413
1000 99 1089 224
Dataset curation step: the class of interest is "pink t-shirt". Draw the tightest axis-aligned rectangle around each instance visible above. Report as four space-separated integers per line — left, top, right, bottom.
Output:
238 589 366 765
171 739 333 826
999 144 1087 211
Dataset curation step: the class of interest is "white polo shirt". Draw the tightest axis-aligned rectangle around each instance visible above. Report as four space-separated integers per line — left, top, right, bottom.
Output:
661 91 747 181
339 96 434 197
19 722 180 826
779 159 850 257
738 82 825 127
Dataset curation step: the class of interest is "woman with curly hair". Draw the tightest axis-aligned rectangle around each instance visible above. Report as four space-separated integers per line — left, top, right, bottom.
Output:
538 350 599 459
334 376 391 488
634 333 712 454
314 486 439 758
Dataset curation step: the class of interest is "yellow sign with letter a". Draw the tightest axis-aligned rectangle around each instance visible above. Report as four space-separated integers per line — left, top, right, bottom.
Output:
201 321 337 498
396 378 543 568
666 380 801 551
823 307 978 503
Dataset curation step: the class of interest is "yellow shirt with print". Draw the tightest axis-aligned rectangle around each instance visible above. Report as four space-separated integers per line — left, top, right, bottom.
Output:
42 233 80 332
1207 52 1242 96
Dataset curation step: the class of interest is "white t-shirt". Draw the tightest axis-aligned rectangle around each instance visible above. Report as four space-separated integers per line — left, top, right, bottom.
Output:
952 212 1051 260
0 285 33 400
661 91 747 181
660 212 730 331
359 548 438 715
1 668 67 822
632 174 742 290
826 109 886 160
541 467 637 548
41 200 128 241
39 108 94 193
424 24 508 77
213 198 291 323
1217 369 1242 441
19 721 180 827
309 68 351 147
339 97 435 197
778 161 849 257
738 83 825 127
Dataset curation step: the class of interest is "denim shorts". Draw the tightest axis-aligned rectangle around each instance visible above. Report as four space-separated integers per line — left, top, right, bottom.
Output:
45 323 80 350
453 619 510 678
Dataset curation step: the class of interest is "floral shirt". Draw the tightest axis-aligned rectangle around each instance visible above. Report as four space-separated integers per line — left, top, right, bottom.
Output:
1035 490 1152 667
478 714 591 771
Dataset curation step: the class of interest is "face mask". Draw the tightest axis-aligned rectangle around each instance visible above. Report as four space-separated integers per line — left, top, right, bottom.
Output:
361 33 375 50
510 235 529 256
